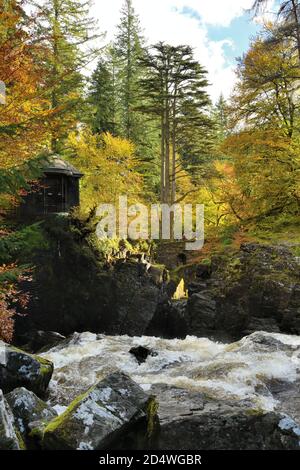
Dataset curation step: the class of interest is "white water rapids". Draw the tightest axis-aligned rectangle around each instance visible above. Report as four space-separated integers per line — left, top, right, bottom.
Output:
41 331 300 415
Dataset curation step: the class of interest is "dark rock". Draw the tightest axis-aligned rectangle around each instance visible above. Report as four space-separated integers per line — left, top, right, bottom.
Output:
19 330 66 354
177 253 187 265
0 342 53 396
0 390 24 450
272 379 300 426
150 384 300 450
188 281 207 296
5 387 57 442
42 372 159 450
17 258 167 338
195 264 211 280
146 300 188 339
187 244 300 340
129 346 157 364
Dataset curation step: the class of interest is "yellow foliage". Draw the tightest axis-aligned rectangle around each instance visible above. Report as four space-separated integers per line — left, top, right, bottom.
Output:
67 128 144 211
0 5 51 170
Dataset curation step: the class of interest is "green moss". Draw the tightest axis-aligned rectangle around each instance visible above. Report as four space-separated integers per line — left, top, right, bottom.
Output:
29 419 52 442
146 396 159 439
36 356 53 377
151 263 167 271
43 387 93 435
29 426 44 440
15 429 26 450
245 408 265 417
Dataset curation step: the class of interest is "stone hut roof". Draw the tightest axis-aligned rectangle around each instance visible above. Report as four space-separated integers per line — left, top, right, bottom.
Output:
43 155 83 178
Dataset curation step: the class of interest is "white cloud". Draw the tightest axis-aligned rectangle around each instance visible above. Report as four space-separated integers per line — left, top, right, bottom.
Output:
91 0 272 101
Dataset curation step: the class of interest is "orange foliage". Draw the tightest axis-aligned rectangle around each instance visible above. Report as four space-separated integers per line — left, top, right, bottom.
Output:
0 263 31 343
0 2 52 169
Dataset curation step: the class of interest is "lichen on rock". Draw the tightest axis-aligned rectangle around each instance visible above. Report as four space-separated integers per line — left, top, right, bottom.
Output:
42 371 158 450
0 341 53 396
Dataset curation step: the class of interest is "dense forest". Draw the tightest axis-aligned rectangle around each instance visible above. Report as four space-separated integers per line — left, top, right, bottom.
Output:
0 0 299 342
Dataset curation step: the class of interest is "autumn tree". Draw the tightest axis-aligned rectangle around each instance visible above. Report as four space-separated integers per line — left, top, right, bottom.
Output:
66 128 144 211
230 35 299 137
0 1 54 209
253 0 300 63
0 1 50 341
222 33 300 222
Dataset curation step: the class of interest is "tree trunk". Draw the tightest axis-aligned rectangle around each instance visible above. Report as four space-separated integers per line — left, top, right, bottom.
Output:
160 108 166 204
291 0 300 64
170 87 177 240
51 0 60 153
164 70 170 205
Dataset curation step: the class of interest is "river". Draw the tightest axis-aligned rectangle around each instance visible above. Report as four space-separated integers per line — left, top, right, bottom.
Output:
41 331 300 418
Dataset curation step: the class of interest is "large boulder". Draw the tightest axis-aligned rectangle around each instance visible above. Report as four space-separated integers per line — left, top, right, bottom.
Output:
150 384 300 450
13 216 169 338
5 387 57 442
42 372 159 450
17 259 167 337
102 262 167 336
0 341 53 396
0 390 24 450
187 244 300 340
19 330 66 354
146 299 188 339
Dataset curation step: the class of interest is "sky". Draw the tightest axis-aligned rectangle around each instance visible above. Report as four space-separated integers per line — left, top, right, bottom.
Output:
91 0 276 102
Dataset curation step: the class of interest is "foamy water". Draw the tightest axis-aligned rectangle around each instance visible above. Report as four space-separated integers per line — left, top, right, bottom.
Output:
42 331 300 412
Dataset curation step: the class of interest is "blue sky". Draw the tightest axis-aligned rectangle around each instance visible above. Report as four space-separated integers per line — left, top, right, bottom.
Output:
92 0 275 101
207 15 260 64
179 5 261 75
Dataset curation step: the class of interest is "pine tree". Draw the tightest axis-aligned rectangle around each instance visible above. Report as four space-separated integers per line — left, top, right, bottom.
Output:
138 43 212 206
212 94 229 143
114 0 145 141
88 52 118 135
30 0 101 151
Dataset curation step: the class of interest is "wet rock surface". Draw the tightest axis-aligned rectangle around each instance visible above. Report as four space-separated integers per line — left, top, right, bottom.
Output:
5 387 57 442
160 400 299 449
146 299 188 339
129 346 157 364
0 341 53 396
19 331 66 354
42 372 158 450
0 390 23 450
150 383 300 449
187 244 300 341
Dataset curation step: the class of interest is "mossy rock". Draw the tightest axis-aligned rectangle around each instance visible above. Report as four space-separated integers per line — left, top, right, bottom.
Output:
0 390 25 450
0 341 53 397
42 371 159 450
5 387 57 446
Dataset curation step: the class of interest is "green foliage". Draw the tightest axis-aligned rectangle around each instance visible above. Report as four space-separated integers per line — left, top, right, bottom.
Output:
88 56 118 135
32 0 101 151
0 223 48 266
138 42 212 204
114 0 146 142
219 224 240 247
248 213 300 248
